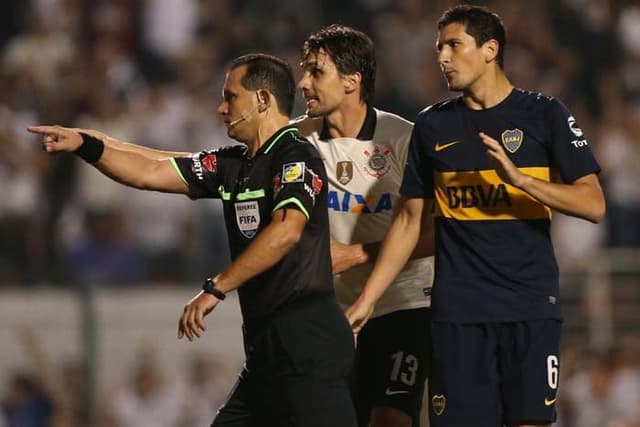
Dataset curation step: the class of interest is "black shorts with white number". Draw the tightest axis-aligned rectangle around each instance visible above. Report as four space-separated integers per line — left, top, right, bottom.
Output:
353 307 431 426
429 319 562 427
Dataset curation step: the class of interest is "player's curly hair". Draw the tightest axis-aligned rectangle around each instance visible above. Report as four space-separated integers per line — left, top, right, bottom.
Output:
302 24 376 104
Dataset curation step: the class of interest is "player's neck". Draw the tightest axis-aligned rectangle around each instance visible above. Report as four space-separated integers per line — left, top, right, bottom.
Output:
248 115 290 157
462 69 513 110
324 100 368 139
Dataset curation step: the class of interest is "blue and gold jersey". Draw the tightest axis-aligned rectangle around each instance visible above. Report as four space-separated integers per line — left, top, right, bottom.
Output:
401 88 600 322
171 126 333 321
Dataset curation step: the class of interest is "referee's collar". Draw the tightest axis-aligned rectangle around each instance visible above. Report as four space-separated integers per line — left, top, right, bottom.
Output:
319 106 376 141
255 125 299 157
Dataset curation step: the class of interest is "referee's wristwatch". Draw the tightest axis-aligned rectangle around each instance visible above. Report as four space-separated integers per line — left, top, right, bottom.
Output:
202 277 226 301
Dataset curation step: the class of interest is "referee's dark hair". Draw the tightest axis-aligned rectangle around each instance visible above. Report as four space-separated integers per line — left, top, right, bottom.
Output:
303 24 376 104
438 5 507 68
230 53 296 116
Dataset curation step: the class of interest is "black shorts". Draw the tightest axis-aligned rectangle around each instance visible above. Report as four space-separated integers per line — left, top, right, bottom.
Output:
353 307 431 427
213 295 357 427
429 319 562 427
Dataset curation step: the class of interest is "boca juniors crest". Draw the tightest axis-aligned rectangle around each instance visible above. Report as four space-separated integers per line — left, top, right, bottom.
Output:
501 129 524 153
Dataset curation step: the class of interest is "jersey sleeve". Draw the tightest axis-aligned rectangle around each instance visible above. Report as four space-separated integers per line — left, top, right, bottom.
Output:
400 117 435 199
548 99 601 183
271 144 324 220
170 149 223 199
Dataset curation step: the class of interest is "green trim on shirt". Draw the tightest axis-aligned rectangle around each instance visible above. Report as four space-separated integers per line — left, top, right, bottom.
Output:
170 158 189 186
218 185 231 200
264 127 299 154
237 189 266 200
273 197 309 219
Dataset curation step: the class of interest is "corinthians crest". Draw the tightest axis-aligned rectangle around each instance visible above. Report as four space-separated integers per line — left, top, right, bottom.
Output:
337 161 353 185
363 146 392 178
501 128 524 153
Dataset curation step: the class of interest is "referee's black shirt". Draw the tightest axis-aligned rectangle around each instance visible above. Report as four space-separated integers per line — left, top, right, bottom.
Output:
171 125 334 322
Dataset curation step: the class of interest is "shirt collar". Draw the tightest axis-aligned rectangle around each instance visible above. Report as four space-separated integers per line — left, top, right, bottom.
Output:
319 106 377 141
254 125 299 157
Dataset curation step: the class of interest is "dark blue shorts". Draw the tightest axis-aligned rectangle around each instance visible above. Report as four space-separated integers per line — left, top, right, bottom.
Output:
354 307 431 427
429 319 561 427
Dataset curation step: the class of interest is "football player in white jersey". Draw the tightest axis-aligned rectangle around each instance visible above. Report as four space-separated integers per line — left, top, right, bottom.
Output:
295 25 434 427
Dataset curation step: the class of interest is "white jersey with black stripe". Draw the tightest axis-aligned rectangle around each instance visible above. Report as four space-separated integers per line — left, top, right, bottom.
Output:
295 108 433 318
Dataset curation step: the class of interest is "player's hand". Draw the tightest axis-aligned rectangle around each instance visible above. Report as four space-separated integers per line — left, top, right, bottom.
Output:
178 291 219 342
345 297 374 335
330 239 366 275
27 125 83 153
479 132 527 188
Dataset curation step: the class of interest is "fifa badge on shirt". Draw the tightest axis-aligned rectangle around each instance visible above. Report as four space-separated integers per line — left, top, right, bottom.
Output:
501 129 524 153
336 161 353 185
235 201 261 238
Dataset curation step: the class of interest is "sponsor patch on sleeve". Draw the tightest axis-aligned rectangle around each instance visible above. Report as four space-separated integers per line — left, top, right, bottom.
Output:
282 162 305 183
201 153 218 173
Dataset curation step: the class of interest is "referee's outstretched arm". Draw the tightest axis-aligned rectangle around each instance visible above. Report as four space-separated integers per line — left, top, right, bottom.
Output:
27 125 190 194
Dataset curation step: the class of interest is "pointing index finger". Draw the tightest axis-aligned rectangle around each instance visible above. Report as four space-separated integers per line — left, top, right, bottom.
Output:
27 126 64 136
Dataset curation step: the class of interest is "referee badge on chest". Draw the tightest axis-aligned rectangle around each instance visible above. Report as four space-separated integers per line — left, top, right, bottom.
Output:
336 161 353 185
235 201 260 238
501 129 524 153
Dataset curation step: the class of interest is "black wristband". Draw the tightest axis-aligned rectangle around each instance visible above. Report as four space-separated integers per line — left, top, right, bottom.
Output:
202 277 226 300
75 133 105 163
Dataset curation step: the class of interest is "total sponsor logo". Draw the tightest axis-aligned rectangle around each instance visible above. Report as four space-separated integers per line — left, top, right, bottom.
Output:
568 116 589 148
327 190 392 214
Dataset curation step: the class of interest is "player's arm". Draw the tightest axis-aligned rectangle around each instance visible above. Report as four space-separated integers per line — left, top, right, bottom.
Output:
178 208 307 341
480 132 605 223
345 197 432 333
73 127 190 159
330 206 434 274
28 125 189 193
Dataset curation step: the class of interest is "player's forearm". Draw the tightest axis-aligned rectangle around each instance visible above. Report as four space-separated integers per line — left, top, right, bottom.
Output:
355 204 434 266
214 210 304 293
103 136 190 160
92 145 167 190
356 232 431 266
359 207 422 305
517 173 605 223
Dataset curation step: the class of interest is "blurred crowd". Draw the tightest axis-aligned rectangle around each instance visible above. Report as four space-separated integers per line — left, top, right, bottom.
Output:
1 0 640 426
1 0 640 287
1 327 231 427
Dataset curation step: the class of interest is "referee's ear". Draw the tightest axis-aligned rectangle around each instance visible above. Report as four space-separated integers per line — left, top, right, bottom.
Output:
256 90 270 113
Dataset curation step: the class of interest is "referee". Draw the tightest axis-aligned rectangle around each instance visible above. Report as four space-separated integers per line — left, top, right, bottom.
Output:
28 53 356 427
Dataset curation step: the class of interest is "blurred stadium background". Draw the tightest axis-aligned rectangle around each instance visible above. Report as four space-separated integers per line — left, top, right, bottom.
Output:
1 0 639 426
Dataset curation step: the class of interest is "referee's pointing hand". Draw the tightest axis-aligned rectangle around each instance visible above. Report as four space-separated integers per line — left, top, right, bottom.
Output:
27 125 83 153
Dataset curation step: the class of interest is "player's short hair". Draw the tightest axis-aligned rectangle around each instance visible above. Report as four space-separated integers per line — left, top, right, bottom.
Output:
230 53 296 116
302 24 376 104
438 5 507 68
